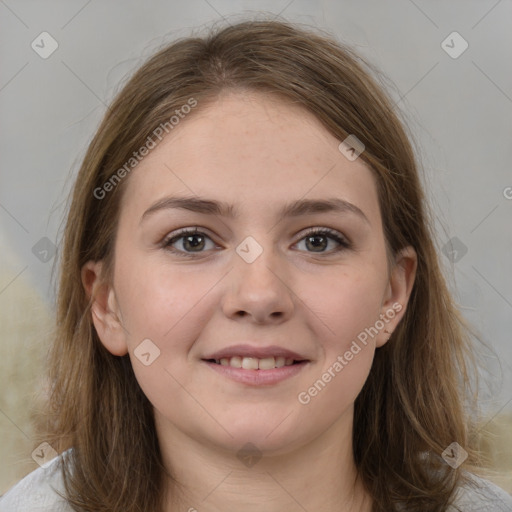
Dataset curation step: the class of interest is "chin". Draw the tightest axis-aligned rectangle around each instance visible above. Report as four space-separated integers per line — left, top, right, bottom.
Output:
210 413 308 456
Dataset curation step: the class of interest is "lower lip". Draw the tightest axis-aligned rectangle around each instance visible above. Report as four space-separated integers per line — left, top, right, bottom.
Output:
202 360 309 386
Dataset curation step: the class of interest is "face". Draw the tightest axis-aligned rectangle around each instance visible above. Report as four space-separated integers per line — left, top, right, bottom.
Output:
84 90 416 457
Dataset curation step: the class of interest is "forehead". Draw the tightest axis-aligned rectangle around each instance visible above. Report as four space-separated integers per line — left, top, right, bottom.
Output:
120 91 381 227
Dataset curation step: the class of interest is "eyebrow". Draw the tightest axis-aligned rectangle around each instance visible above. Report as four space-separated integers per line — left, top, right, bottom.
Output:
140 195 370 225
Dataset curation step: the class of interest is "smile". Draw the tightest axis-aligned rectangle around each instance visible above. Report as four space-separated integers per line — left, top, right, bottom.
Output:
202 358 309 386
207 356 299 370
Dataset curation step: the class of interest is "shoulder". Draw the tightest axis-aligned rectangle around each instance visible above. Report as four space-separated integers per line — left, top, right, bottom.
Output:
0 450 73 512
448 472 512 511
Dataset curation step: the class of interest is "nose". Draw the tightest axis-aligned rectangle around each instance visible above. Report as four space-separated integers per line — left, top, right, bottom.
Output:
221 239 295 324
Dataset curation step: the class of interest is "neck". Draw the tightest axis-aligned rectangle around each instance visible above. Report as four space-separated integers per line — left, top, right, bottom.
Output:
157 407 372 512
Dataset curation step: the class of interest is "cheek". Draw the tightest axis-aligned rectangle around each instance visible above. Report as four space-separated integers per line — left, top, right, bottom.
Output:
296 270 383 404
308 269 384 350
115 257 215 348
115 262 220 406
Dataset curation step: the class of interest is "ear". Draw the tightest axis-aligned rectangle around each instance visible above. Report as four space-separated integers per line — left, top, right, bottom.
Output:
376 245 417 348
81 260 128 356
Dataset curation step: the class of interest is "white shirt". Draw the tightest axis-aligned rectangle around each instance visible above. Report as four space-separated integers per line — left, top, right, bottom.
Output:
1 451 512 511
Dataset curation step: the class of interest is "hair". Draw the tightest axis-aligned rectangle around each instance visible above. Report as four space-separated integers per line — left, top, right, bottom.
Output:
41 17 484 512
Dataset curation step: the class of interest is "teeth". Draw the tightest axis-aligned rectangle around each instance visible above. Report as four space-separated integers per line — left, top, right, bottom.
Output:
214 356 297 370
258 357 276 370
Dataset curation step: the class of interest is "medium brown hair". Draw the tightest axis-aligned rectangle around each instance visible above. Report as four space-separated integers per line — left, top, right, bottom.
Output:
43 17 482 511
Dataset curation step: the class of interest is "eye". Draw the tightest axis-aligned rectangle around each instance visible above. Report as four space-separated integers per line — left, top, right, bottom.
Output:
294 227 351 254
162 228 217 258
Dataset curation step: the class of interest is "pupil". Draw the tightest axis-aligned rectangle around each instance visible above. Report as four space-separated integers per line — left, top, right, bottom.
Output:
307 235 326 252
185 234 204 251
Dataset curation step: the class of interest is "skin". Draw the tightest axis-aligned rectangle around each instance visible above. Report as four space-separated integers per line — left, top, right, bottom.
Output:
82 90 417 512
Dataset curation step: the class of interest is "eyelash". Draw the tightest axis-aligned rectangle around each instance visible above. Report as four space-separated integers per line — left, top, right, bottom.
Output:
161 227 352 258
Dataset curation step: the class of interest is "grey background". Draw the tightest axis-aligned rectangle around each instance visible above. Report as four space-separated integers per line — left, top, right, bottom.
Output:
1 0 511 418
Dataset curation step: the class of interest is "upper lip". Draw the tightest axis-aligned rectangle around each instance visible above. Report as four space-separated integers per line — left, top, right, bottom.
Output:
203 344 309 361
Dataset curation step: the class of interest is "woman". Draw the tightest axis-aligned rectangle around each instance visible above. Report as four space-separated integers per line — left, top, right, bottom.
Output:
2 18 511 512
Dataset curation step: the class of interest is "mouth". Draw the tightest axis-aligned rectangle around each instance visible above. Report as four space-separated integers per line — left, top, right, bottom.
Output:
202 356 306 370
201 357 310 386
